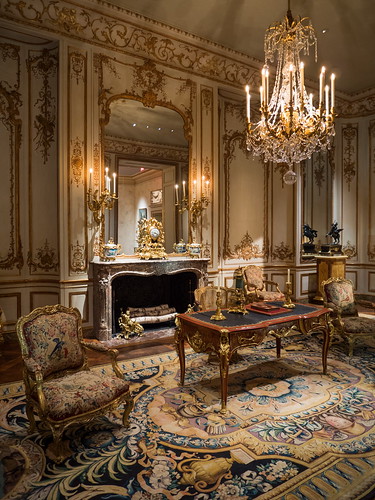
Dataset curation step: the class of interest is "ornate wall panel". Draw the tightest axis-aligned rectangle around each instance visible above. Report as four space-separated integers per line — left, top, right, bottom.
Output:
369 120 375 260
68 47 88 273
301 151 333 249
222 99 268 261
26 46 59 275
200 85 214 264
0 42 23 272
270 164 295 263
341 124 358 261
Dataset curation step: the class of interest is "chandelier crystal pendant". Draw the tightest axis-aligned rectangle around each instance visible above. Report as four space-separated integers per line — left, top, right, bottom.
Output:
245 0 335 182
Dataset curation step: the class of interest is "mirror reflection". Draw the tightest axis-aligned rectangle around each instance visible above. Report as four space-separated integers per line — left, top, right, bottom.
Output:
104 99 189 254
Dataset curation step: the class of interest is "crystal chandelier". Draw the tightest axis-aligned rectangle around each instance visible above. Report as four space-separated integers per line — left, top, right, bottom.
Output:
245 0 335 182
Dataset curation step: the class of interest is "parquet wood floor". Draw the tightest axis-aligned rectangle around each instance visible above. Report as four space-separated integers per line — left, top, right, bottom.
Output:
0 332 176 385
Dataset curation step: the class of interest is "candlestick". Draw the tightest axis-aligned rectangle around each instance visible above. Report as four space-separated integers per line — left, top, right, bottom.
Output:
260 86 264 106
89 168 93 191
175 184 179 204
331 73 335 109
300 62 304 104
182 180 186 198
265 67 269 104
211 289 226 321
319 66 325 105
193 179 197 199
325 84 329 116
287 268 290 282
245 85 251 122
113 173 117 195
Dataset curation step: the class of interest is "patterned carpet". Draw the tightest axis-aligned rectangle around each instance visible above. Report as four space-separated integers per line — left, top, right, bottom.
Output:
1 333 375 499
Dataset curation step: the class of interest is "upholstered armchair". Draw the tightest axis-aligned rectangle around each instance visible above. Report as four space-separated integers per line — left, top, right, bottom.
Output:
16 304 133 462
243 265 285 301
321 277 375 356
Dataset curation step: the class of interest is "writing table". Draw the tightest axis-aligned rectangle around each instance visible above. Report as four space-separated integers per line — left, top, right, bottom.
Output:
175 302 332 412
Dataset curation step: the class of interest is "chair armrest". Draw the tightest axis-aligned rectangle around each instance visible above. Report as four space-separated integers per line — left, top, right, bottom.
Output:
81 339 124 379
263 279 282 293
355 297 375 310
23 356 43 374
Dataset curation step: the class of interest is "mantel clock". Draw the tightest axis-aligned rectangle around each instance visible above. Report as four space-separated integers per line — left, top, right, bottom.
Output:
137 217 167 260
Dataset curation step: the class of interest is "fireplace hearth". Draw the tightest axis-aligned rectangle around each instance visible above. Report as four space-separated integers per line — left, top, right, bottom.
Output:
90 257 209 340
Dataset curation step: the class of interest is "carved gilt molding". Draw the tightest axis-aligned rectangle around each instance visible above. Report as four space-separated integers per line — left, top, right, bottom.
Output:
1 0 258 88
104 136 189 163
0 42 24 270
70 137 84 186
342 241 357 260
271 242 295 261
27 47 58 164
342 124 358 190
27 239 59 273
71 240 86 272
232 232 268 260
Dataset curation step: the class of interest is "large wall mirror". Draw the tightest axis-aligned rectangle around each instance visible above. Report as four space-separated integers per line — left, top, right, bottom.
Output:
103 98 189 254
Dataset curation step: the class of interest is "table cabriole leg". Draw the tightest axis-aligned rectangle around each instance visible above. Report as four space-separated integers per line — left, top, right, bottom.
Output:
174 320 186 386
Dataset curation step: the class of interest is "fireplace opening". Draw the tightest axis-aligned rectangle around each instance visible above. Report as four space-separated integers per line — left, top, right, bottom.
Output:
112 271 197 335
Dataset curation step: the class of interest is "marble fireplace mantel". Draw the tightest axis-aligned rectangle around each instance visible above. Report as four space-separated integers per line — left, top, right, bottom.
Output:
90 256 209 340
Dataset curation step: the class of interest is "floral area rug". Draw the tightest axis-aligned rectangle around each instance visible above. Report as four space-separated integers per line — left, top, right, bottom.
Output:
1 334 375 499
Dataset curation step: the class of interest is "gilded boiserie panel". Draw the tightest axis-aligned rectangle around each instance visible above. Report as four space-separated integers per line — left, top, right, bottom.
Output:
27 46 59 274
222 99 268 260
301 151 332 248
68 48 88 273
341 124 358 261
200 86 213 257
369 120 375 260
270 164 295 262
0 42 23 271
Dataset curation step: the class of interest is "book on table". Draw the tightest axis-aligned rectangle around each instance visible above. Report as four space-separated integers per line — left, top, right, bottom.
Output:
248 302 288 315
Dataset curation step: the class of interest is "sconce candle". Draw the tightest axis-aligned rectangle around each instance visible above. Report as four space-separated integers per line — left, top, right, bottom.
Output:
287 268 290 282
89 168 93 191
182 180 186 198
113 173 117 195
175 184 179 204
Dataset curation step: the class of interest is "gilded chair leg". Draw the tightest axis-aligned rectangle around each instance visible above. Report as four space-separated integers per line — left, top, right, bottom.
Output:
25 400 36 432
48 425 71 464
347 337 355 357
122 395 134 427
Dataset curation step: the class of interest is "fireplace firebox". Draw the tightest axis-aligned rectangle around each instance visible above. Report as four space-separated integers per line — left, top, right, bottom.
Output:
90 257 209 340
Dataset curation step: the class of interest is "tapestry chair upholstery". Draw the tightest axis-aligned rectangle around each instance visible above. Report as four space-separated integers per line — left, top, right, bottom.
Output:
243 265 285 301
16 304 134 462
321 277 375 356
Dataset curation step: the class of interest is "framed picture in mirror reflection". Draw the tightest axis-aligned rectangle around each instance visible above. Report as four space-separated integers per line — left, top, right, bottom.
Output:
150 189 162 206
138 208 147 220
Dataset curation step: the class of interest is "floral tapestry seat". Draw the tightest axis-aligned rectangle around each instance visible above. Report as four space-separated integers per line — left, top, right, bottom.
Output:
322 277 375 356
16 304 134 462
243 265 285 302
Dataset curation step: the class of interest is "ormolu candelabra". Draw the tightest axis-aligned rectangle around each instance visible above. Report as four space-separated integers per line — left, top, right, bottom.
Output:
283 280 295 309
211 289 226 321
190 193 210 228
87 183 117 260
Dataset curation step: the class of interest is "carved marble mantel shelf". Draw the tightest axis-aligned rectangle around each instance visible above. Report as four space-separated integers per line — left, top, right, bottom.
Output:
90 256 209 340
